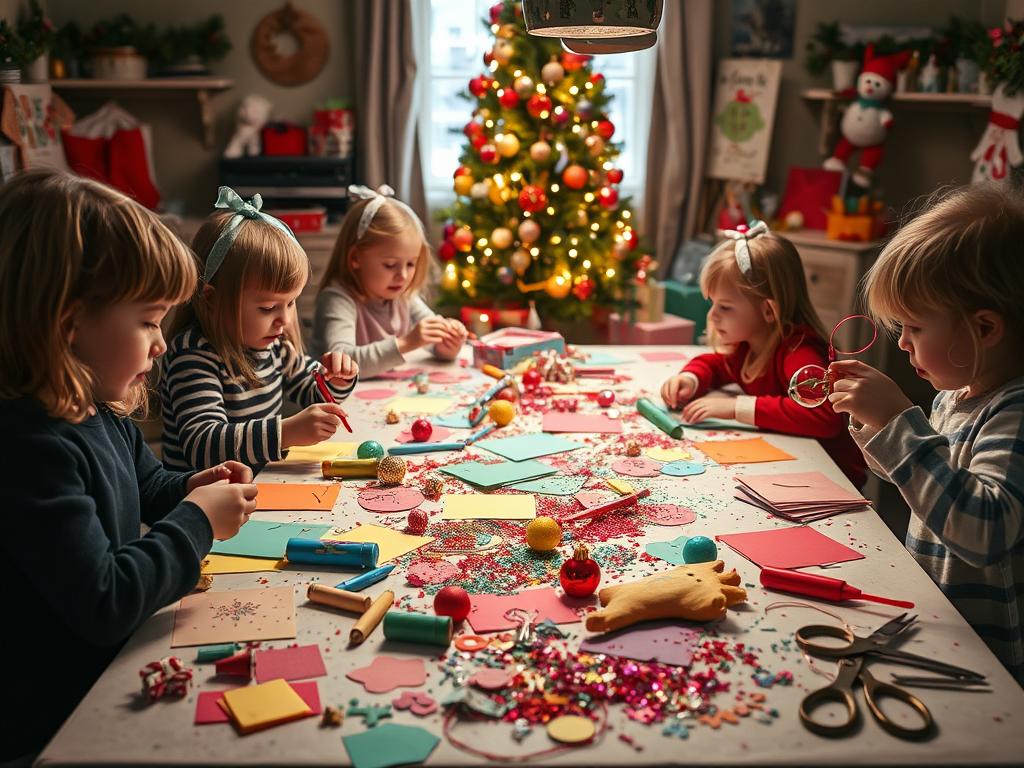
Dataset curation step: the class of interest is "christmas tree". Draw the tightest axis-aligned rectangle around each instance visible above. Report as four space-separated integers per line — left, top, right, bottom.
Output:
436 0 650 326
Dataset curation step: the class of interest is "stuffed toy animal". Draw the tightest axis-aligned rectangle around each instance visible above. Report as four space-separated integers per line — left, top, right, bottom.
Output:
971 83 1024 183
224 94 273 159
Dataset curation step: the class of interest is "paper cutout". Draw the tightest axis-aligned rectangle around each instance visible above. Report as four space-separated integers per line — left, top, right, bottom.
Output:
476 432 584 462
542 411 623 434
388 396 454 415
211 521 332 559
355 388 398 400
645 536 691 564
441 493 536 520
660 460 706 477
253 644 327 683
611 457 662 477
196 681 321 725
255 483 340 511
172 586 296 647
347 656 426 693
508 475 587 496
580 620 700 668
639 350 688 362
573 351 629 366
467 588 582 633
374 367 424 380
428 370 472 383
395 425 454 443
219 678 312 734
342 723 440 768
644 504 697 526
469 667 514 690
347 700 393 726
440 459 556 490
683 417 759 431
392 690 439 716
575 490 615 508
734 471 869 522
432 412 475 429
201 554 286 574
282 442 358 462
645 446 693 462
716 526 865 569
357 486 425 513
322 523 433 563
606 478 636 495
406 559 460 586
691 437 794 465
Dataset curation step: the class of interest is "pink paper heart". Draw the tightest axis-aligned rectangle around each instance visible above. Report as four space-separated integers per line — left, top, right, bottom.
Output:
347 656 426 694
392 690 439 716
469 667 514 690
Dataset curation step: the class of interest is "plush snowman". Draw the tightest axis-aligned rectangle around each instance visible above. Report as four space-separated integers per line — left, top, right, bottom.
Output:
824 45 911 187
970 83 1024 183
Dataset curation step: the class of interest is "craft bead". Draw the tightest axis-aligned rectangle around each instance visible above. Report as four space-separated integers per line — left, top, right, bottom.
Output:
682 535 718 564
377 454 408 485
421 473 444 499
626 440 642 457
410 418 433 442
407 509 428 535
385 410 400 424
526 516 562 552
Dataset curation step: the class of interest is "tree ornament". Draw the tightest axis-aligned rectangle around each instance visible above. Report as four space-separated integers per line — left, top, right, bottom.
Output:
496 132 520 157
452 226 474 252
442 221 457 240
497 265 514 285
572 278 595 301
438 240 457 261
463 121 484 138
517 219 541 243
561 51 589 72
493 39 514 65
421 473 444 500
377 454 407 485
584 134 605 156
511 248 532 275
545 273 571 299
490 227 513 249
559 544 601 598
454 174 474 196
498 88 519 108
552 105 571 125
470 132 487 149
514 75 535 96
434 586 472 622
407 509 428 535
589 72 605 84
683 536 718 564
521 367 542 391
526 516 562 551
496 23 517 39
495 385 518 402
483 50 494 67
606 167 623 184
518 185 548 213
469 75 490 97
489 2 504 23
488 399 516 426
541 59 565 84
622 227 639 250
562 164 587 189
479 143 498 164
470 181 490 199
529 140 552 162
357 440 385 459
597 389 615 407
526 93 552 118
410 418 433 442
596 119 615 139
576 100 593 120
598 185 618 208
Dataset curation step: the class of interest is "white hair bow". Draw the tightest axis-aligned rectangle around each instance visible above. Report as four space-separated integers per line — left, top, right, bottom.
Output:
349 184 410 239
721 219 769 277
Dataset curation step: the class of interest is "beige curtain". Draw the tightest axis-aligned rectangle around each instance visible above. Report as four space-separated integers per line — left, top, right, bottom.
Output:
351 0 427 224
642 0 713 278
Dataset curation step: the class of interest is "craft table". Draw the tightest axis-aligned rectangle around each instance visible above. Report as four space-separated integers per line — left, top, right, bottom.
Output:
37 346 1024 766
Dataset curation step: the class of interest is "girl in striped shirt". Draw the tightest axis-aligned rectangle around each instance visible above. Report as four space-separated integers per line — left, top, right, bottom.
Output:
161 187 358 471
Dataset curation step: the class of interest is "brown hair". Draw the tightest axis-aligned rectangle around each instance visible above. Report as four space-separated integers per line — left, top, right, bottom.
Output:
700 232 828 380
0 170 197 422
319 196 432 300
170 209 310 386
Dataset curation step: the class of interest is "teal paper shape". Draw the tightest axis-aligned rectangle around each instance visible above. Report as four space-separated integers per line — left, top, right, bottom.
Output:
571 351 631 366
440 459 557 490
342 723 440 768
646 536 690 565
433 413 474 429
476 432 583 462
682 417 759 431
508 475 587 496
661 460 707 477
210 520 331 559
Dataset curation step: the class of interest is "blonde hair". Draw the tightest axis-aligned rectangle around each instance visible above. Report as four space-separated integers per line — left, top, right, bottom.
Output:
170 210 310 386
864 183 1024 380
0 170 197 423
319 196 432 300
701 232 828 381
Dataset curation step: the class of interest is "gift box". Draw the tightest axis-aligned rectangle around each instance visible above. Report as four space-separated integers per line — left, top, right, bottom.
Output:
264 207 326 234
309 107 354 159
663 280 711 340
470 328 565 370
608 313 695 346
262 123 307 156
631 280 665 323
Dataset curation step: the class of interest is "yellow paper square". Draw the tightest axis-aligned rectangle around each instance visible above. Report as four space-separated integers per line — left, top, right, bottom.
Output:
606 478 636 495
283 442 358 462
201 554 286 575
221 679 311 734
442 493 537 520
645 446 693 463
388 396 454 415
322 523 433 562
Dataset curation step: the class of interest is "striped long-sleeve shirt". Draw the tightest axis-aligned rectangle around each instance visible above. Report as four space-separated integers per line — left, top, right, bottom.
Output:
850 375 1024 685
160 327 356 471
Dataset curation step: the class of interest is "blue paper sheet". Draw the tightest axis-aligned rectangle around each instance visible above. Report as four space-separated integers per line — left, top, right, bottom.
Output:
475 432 583 462
439 459 557 489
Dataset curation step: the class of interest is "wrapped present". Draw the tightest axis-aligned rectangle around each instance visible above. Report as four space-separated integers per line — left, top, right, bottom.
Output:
609 313 695 346
470 328 565 370
460 305 530 335
663 281 711 340
632 280 665 323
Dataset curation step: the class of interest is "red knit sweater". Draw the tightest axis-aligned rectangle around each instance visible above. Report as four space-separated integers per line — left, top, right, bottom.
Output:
682 325 866 487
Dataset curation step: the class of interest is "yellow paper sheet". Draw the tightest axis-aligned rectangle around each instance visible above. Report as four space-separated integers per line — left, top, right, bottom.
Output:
388 396 454 415
606 478 636 495
692 437 795 465
201 554 286 575
283 442 358 462
645 446 693 463
221 679 311 735
441 493 537 520
322 523 433 562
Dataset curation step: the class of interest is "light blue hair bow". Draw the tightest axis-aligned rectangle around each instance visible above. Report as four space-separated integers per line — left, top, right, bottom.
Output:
203 186 299 283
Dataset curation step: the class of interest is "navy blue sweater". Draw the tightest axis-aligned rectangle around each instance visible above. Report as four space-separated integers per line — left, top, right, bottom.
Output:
0 399 212 760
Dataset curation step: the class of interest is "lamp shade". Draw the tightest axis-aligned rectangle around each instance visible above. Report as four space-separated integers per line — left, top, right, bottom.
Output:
522 0 662 38
561 31 658 54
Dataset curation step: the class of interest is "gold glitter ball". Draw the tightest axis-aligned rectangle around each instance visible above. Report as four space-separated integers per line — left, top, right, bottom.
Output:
625 440 641 457
377 454 408 485
421 474 444 499
385 409 400 424
321 706 344 727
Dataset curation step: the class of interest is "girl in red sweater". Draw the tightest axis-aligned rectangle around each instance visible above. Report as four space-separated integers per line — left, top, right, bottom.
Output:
661 226 866 487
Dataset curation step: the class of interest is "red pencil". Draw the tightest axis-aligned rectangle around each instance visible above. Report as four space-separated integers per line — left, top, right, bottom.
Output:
313 368 353 433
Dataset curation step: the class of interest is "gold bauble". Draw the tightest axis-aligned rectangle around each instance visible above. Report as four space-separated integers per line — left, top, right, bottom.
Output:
454 174 474 196
511 248 532 275
529 141 552 163
491 227 514 249
377 454 408 485
545 274 572 299
421 474 444 500
497 132 520 158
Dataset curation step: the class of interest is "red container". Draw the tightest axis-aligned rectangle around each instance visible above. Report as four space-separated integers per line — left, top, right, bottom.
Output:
265 207 326 234
261 123 307 156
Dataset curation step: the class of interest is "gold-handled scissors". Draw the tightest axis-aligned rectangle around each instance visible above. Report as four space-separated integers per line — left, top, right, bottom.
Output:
796 613 986 739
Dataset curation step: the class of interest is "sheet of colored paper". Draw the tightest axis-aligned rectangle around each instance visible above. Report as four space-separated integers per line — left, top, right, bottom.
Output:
282 442 358 462
467 587 583 633
572 351 629 366
579 620 701 668
433 412 475 429
255 483 339 511
691 437 794 465
220 678 312 735
542 411 623 434
388 396 454 415
342 723 440 768
716 526 864 569
373 367 424 380
440 459 556 489
254 644 327 683
645 446 693 462
211 520 332 559
508 475 587 496
683 417 759 431
441 493 536 520
639 350 688 362
322 523 433 562
645 536 691 564
172 586 296 647
475 432 584 462
201 554 286 574
195 681 321 725
735 471 866 506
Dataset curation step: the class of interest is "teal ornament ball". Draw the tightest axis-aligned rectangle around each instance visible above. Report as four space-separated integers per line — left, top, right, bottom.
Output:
357 440 385 460
682 535 717 564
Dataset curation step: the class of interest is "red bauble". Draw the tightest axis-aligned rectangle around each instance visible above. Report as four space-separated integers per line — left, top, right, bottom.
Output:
561 52 590 72
622 228 639 250
479 144 498 164
498 89 519 108
469 76 489 97
471 133 487 150
463 122 483 138
589 72 605 84
452 227 474 252
572 278 595 301
434 586 472 622
606 167 624 184
521 368 542 391
518 185 548 213
559 544 601 597
453 166 471 179
526 93 552 118
596 120 615 140
552 106 571 125
407 509 428 536
442 221 457 240
597 389 615 407
438 241 457 261
489 2 504 22
496 386 518 402
598 186 619 209
411 418 433 442
562 164 587 190
483 50 494 67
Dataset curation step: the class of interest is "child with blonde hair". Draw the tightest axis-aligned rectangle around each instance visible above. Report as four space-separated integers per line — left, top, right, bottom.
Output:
313 184 467 377
0 171 257 762
829 184 1024 684
161 187 358 471
661 223 866 486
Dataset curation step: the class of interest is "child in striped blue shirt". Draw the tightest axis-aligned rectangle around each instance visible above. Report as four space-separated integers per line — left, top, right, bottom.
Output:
161 188 358 471
828 183 1024 685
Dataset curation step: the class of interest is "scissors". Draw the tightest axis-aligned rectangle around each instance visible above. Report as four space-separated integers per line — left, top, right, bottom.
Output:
796 613 986 739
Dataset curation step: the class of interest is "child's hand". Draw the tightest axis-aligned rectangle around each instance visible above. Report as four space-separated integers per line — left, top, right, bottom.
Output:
682 395 736 424
435 318 468 359
398 317 450 354
827 359 914 430
282 403 348 447
186 481 258 540
661 374 697 410
320 351 358 383
187 461 252 493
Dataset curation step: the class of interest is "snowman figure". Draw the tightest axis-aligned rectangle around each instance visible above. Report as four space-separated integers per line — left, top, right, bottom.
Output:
824 45 911 188
970 83 1024 183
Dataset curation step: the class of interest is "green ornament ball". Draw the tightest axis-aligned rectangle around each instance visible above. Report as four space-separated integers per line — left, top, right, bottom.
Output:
682 535 717 564
357 440 385 460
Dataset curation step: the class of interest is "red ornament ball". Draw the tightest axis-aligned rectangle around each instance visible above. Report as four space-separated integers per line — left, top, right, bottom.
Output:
452 226 474 252
522 368 542 391
489 2 504 22
434 586 472 622
562 164 588 190
469 76 490 98
622 228 639 250
470 133 487 150
572 278 595 301
438 241 457 261
596 120 615 140
606 167 624 184
551 106 571 125
559 544 601 597
411 418 433 442
589 72 605 84
498 88 520 108
598 186 619 209
597 389 615 407
518 185 548 213
561 52 590 72
463 122 483 138
495 385 518 402
479 144 498 164
407 509 428 536
526 93 553 118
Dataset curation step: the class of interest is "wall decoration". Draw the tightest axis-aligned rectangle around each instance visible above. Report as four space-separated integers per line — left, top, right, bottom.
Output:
251 2 329 87
707 59 782 184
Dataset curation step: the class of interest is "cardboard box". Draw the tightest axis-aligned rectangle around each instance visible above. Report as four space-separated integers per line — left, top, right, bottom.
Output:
470 328 565 370
609 313 695 345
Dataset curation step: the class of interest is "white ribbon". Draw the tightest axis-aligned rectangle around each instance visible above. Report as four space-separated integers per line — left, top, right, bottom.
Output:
348 183 423 240
721 219 769 277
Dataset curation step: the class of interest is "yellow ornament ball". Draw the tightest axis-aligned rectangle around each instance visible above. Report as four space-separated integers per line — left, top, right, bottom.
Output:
526 516 562 552
488 182 506 206
545 273 572 299
488 399 515 427
491 227 514 249
454 174 474 196
497 133 520 158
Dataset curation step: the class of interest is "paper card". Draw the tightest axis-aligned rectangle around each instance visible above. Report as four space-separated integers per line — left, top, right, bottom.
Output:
282 442 358 462
579 620 701 668
220 679 312 734
441 493 536 520
639 351 688 362
172 586 296 647
322 523 433 562
211 521 332 559
255 483 340 511
572 351 630 366
611 457 662 477
691 437 794 464
201 554 286 574
342 724 440 768
373 367 424 380
660 460 706 477
735 471 866 506
395 425 454 444
467 587 583 633
645 446 693 462
542 411 623 434
254 644 327 684
355 388 398 400
433 412 475 429
357 486 425 513
475 433 584 462
716 526 864 569
440 459 556 489
195 681 321 725
643 504 697 526
388 396 455 415
508 476 587 496
428 370 472 383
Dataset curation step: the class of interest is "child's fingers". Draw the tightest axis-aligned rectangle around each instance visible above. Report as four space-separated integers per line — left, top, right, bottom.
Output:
828 359 873 376
321 403 347 421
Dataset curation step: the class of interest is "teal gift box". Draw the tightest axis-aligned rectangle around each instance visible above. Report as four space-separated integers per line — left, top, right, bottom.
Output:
663 280 711 340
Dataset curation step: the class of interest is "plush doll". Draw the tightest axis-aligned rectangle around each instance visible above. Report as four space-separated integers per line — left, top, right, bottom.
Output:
224 94 273 159
971 83 1024 183
585 559 747 633
823 45 912 188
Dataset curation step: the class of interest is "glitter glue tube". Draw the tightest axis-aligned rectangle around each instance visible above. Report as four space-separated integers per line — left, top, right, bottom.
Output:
322 458 379 479
637 397 685 440
463 422 497 445
195 642 239 663
382 610 453 646
350 590 394 645
306 584 373 613
469 376 512 411
285 538 379 569
386 441 466 456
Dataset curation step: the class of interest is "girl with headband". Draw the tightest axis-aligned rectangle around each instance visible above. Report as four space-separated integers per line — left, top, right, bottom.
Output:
312 185 468 378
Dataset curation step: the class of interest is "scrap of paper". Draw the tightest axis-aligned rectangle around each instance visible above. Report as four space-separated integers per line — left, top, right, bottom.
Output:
171 586 296 647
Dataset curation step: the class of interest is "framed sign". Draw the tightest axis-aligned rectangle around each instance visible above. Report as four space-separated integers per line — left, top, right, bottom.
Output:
707 59 782 184
1 84 73 170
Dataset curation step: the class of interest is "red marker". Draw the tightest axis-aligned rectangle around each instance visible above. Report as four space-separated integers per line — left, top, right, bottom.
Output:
313 366 353 433
760 566 914 609
561 488 651 523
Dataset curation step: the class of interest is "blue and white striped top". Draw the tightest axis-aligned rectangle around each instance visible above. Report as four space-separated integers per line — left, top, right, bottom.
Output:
160 327 355 471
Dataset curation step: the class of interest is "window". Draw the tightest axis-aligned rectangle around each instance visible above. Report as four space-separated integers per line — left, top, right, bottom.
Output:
416 0 656 209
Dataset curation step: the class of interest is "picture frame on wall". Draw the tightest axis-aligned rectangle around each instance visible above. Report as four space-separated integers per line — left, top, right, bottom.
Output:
707 58 783 185
730 0 796 59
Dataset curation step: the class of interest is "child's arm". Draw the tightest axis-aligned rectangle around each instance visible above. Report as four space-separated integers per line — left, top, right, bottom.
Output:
314 288 407 378
127 417 195 524
682 350 740 397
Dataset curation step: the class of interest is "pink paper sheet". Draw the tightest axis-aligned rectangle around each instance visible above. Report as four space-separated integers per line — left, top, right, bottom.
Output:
542 412 623 434
735 471 866 506
347 656 426 694
639 351 688 362
467 587 584 633
355 388 398 400
253 644 327 684
357 486 425 513
194 680 321 725
716 526 864 569
374 368 424 380
579 620 700 667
